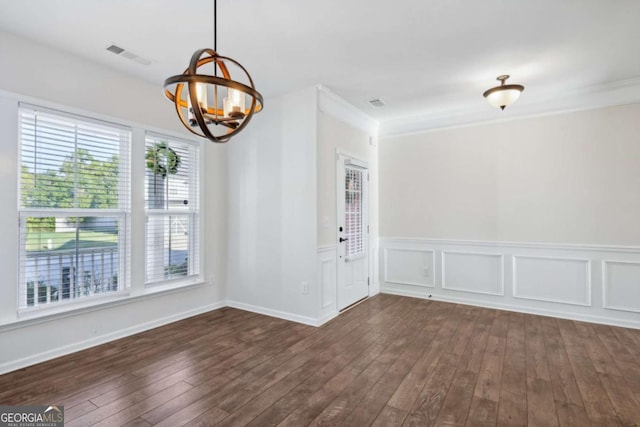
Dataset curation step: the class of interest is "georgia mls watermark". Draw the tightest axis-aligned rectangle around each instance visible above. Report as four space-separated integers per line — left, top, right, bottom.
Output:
0 405 64 427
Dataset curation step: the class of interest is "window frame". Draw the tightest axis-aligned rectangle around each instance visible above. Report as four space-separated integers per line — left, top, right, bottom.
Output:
16 104 132 314
13 101 206 320
144 132 202 287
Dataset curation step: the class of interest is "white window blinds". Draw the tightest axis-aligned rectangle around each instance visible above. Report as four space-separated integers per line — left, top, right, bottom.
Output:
145 133 200 284
18 105 131 310
345 166 366 258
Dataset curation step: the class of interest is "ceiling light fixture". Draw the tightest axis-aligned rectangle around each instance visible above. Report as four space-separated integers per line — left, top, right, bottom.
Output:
163 0 263 143
483 75 524 110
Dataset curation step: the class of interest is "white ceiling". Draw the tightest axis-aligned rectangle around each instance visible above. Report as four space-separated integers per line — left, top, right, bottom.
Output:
1 0 640 134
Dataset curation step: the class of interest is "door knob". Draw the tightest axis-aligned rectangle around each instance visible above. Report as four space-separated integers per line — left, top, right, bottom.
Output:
339 237 349 243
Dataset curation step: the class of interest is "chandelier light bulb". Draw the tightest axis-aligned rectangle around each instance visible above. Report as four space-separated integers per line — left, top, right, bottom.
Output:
195 83 208 110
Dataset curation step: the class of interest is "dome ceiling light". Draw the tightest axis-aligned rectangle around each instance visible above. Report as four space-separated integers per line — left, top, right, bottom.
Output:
163 0 263 143
483 75 525 110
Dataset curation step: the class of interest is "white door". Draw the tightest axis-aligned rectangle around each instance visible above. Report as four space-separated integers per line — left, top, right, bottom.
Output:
337 154 369 311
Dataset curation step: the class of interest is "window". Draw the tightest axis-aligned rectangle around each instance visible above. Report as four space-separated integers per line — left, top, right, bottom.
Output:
18 105 130 310
344 166 366 258
145 133 200 285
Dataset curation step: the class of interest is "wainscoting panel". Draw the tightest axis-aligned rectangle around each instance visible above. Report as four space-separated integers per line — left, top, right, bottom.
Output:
384 248 435 287
442 251 504 296
317 246 337 313
379 238 640 329
513 256 591 306
603 260 640 313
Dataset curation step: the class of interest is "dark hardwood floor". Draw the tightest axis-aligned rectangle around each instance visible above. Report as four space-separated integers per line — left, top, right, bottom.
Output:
1 294 640 426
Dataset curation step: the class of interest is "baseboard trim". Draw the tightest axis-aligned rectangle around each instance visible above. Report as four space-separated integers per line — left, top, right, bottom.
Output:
0 301 225 375
9 285 635 377
1 299 344 375
226 300 325 327
317 310 340 326
380 288 640 330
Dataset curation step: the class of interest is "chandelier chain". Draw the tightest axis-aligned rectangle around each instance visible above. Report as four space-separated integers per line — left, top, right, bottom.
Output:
214 0 217 52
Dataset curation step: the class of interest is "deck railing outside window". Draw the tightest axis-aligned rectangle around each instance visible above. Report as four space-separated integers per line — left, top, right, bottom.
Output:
25 246 119 307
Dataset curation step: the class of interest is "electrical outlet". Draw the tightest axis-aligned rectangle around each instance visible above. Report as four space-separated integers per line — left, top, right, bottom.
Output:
301 281 309 295
208 275 215 285
423 267 430 277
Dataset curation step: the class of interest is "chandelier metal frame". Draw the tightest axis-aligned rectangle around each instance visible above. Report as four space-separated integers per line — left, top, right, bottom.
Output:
163 0 263 143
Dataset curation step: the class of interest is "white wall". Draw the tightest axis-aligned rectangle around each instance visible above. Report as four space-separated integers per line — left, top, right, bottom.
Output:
380 104 640 245
0 31 227 373
316 102 380 316
379 104 640 328
226 86 382 325
226 86 321 324
317 112 378 247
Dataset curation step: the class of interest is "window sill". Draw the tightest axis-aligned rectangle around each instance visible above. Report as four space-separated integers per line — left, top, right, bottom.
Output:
144 276 202 293
0 279 206 332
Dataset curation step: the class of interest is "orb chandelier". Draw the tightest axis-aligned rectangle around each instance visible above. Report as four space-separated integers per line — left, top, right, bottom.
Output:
163 0 263 143
483 75 525 110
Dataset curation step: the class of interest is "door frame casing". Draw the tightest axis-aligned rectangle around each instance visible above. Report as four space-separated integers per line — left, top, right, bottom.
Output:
336 149 370 310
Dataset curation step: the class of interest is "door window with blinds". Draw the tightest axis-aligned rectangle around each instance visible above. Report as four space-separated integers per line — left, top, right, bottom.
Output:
18 105 130 310
344 166 367 259
145 134 200 285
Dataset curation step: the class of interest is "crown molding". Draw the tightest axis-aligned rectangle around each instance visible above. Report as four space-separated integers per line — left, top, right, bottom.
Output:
378 76 640 138
316 84 379 137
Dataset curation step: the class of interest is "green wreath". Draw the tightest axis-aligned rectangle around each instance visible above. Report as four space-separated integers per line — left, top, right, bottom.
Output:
145 142 181 178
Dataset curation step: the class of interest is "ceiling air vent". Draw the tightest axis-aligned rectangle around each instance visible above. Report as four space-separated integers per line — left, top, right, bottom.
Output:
106 44 124 54
106 44 151 66
368 98 385 108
